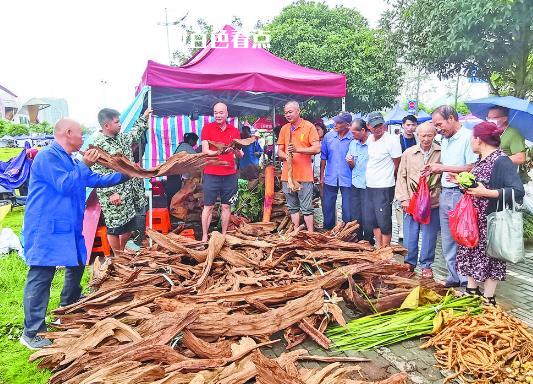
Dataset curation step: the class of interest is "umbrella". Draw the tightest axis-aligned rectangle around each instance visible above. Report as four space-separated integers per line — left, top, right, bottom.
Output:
459 114 484 130
465 96 533 141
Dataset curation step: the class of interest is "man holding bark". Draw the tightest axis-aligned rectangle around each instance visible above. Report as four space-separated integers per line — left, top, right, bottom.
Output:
277 101 321 232
200 102 243 242
21 118 129 349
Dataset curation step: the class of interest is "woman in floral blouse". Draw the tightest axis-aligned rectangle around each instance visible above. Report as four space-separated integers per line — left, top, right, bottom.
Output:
450 122 524 305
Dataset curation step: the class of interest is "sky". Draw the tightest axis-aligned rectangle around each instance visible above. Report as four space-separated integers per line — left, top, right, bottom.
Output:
1 0 389 127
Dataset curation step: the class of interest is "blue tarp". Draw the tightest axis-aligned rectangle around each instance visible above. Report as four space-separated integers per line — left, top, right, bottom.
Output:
0 142 32 189
385 104 432 125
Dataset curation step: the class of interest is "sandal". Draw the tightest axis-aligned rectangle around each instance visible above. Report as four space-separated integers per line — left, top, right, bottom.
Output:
465 287 482 296
484 296 497 306
421 268 433 279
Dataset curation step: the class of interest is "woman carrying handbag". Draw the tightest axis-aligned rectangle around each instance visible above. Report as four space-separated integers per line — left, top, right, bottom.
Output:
449 122 524 305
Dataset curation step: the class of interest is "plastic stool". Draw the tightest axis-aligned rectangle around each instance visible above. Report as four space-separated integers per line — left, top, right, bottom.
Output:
179 228 195 240
92 226 111 257
146 208 171 234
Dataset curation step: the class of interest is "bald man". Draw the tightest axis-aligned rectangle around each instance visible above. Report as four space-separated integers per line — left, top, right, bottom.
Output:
200 102 242 242
21 118 129 350
395 122 441 278
277 101 320 232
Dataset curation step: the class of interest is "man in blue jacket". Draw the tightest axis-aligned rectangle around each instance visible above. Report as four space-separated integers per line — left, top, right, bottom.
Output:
20 118 129 349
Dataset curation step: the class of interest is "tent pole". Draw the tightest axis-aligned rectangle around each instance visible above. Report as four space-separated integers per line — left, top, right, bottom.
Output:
147 86 153 247
342 97 346 111
272 101 276 164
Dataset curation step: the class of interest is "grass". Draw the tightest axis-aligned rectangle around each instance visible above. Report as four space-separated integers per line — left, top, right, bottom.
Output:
0 148 22 162
1 206 23 235
0 206 90 383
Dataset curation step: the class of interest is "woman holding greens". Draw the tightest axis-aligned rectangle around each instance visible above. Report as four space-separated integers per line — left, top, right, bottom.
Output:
450 122 524 305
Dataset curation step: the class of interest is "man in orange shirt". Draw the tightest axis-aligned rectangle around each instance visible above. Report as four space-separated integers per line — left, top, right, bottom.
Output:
277 101 321 231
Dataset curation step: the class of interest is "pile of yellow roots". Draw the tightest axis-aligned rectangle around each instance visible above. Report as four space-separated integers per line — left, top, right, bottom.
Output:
421 305 533 383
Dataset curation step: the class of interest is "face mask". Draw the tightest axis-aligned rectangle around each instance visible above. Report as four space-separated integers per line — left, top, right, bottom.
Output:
486 118 499 125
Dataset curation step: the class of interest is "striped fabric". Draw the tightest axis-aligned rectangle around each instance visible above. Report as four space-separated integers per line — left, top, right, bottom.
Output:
143 115 239 168
121 86 149 134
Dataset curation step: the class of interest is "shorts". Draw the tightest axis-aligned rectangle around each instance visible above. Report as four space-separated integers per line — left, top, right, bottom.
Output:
107 216 136 236
364 187 395 235
203 173 238 206
282 181 314 216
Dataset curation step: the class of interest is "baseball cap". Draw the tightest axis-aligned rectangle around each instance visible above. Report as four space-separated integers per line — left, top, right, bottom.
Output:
367 111 385 127
333 112 353 124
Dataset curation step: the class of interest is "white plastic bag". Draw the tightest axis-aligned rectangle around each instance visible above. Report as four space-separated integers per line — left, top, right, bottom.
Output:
0 228 23 256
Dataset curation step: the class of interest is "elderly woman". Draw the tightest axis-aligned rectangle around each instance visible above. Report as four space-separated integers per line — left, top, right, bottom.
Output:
451 122 524 305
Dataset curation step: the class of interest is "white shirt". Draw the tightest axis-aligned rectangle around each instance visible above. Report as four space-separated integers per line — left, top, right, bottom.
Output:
366 132 402 188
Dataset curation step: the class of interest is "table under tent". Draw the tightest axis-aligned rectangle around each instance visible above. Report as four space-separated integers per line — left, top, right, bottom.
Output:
102 24 347 243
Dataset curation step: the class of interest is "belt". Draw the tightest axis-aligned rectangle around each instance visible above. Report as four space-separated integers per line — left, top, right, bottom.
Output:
442 186 460 190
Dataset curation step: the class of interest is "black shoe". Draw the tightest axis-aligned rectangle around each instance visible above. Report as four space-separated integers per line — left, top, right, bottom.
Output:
465 287 482 296
444 281 460 288
484 296 497 306
404 262 415 272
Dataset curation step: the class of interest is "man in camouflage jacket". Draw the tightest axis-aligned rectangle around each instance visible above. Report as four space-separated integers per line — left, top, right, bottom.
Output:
92 108 151 251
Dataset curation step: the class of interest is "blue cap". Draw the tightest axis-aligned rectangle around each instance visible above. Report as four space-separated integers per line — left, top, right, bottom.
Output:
333 112 352 124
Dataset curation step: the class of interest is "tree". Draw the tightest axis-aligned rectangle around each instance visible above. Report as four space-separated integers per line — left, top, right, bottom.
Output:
172 16 243 66
6 123 29 136
172 17 213 65
383 0 532 98
264 1 403 115
29 121 53 134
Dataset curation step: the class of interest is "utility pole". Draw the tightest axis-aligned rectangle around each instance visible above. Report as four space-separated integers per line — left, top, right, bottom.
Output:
415 67 421 114
454 74 460 109
157 9 189 65
100 80 108 106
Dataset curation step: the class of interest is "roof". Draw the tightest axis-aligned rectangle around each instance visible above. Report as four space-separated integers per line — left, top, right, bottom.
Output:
0 83 17 98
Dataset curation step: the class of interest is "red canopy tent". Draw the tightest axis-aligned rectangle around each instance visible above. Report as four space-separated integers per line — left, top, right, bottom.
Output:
137 25 346 116
135 25 347 227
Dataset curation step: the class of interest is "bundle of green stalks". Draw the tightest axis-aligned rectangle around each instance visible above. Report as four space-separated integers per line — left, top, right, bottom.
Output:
327 294 482 351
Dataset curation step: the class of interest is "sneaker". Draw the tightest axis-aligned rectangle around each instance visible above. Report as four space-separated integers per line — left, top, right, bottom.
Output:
20 334 52 350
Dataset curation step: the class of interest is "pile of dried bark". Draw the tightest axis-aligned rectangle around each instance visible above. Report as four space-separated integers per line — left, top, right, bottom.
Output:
31 222 431 383
169 176 204 222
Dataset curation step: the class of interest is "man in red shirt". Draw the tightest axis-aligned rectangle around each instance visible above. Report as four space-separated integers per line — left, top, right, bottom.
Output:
200 102 243 241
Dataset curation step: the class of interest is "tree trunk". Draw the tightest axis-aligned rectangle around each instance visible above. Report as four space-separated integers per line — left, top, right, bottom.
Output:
513 23 531 98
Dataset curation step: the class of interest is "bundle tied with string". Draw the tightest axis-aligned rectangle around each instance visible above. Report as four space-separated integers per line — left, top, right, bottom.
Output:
287 129 301 192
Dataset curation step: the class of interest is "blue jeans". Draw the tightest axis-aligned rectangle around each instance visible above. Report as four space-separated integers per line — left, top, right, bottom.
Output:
322 184 352 229
439 188 467 285
23 265 84 338
403 207 440 269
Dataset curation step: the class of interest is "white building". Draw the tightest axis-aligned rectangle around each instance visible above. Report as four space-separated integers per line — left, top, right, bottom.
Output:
0 83 18 120
398 66 489 111
38 98 69 124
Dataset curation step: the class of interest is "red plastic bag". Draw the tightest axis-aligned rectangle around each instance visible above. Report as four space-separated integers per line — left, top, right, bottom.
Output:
405 191 418 216
448 194 479 248
412 176 431 225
